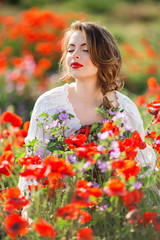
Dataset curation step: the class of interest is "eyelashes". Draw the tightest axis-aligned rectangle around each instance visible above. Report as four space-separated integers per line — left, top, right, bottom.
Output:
67 49 88 53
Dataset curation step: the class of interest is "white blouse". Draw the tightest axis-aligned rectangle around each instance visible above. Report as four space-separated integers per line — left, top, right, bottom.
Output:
18 83 156 192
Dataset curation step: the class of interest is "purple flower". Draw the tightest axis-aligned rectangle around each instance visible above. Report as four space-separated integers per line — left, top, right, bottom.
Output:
124 123 132 132
112 112 127 122
34 114 38 121
107 109 117 115
50 119 60 128
35 149 44 157
154 166 159 172
59 113 69 121
110 141 121 159
83 161 91 169
97 159 109 173
154 139 160 144
66 154 77 163
45 139 50 144
92 182 100 188
98 131 109 140
135 181 142 189
102 119 108 124
97 145 104 152
96 204 108 211
56 109 67 114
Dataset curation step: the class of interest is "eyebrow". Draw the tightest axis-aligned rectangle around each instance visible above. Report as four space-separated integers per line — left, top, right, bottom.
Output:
67 43 87 48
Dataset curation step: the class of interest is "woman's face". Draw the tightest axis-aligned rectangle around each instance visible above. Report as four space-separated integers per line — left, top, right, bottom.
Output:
66 30 98 81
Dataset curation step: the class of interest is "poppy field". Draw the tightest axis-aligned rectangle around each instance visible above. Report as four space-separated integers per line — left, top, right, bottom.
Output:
0 7 160 240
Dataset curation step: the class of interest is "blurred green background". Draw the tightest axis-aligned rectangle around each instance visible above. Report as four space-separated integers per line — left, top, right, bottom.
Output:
0 0 160 120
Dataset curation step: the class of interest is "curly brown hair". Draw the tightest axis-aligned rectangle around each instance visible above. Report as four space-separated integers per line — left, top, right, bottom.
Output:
60 21 124 107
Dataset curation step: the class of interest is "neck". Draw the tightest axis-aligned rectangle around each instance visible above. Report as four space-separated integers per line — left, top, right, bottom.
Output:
73 78 103 107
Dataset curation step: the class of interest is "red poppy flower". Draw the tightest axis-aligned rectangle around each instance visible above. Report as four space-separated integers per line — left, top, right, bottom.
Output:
113 160 140 180
0 160 12 177
33 218 56 239
118 134 145 160
154 217 160 231
78 210 92 224
38 58 52 70
122 189 143 210
0 129 11 138
19 164 48 180
23 121 30 133
4 213 29 239
118 139 137 160
104 178 127 196
77 125 92 138
154 134 160 154
65 134 87 149
101 121 119 137
35 42 55 55
3 204 15 217
18 155 41 166
77 227 95 240
4 143 13 151
0 150 14 163
145 131 156 139
147 77 159 89
75 142 101 164
43 155 75 178
55 203 91 224
72 180 102 207
131 132 143 147
55 203 80 221
140 211 157 226
136 95 147 107
1 111 23 128
4 187 29 210
147 101 160 124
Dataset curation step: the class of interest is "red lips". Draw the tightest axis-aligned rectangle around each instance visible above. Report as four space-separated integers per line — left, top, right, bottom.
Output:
71 62 83 69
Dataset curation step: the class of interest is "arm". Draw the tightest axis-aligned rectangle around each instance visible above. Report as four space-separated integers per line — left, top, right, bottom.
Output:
117 92 156 172
18 94 51 193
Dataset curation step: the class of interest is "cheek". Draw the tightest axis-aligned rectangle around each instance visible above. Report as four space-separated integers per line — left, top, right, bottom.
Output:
88 60 98 74
65 55 71 71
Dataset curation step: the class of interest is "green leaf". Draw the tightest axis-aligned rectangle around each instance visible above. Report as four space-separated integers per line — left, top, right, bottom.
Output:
15 151 25 163
39 112 49 118
56 217 69 230
51 113 59 120
69 113 75 119
90 122 99 133
143 175 157 187
140 166 151 175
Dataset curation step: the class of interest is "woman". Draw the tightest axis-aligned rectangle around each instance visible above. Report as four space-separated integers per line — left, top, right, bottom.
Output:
18 21 156 193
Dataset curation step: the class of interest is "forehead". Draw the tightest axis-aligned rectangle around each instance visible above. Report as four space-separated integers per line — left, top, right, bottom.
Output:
68 30 86 45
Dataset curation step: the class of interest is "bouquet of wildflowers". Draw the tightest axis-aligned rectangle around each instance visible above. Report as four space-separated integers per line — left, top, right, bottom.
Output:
0 99 160 239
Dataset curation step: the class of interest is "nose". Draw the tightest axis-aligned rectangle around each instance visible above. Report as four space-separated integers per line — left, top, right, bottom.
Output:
72 49 80 60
